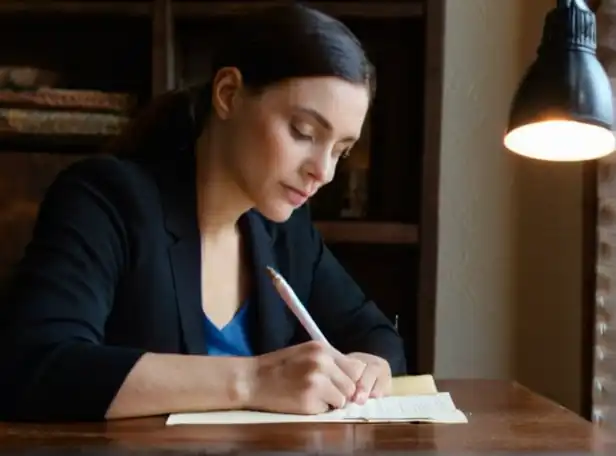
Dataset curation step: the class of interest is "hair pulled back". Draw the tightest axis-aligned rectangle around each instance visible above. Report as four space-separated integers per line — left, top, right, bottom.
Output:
111 3 374 160
210 3 375 95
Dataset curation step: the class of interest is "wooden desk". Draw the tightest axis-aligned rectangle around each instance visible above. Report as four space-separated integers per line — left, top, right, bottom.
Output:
0 379 613 454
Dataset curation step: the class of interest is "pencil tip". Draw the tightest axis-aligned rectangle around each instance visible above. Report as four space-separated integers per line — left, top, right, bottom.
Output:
265 265 277 278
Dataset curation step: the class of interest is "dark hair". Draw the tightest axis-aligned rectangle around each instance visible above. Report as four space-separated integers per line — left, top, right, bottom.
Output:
110 4 374 159
211 3 375 97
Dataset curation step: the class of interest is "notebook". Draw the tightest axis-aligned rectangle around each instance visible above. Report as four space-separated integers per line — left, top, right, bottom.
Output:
165 375 468 425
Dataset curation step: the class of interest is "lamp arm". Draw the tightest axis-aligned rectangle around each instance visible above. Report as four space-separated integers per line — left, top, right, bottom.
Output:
539 0 596 55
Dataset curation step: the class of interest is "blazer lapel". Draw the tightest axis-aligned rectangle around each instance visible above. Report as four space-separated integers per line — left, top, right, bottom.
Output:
242 210 296 355
133 88 210 356
169 236 206 355
154 148 296 356
157 153 207 356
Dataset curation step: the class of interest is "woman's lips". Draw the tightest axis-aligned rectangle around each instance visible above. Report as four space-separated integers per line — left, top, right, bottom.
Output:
282 184 309 206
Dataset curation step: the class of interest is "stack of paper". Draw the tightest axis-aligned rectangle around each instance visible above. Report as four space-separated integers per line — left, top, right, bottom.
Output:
166 391 467 425
165 375 467 425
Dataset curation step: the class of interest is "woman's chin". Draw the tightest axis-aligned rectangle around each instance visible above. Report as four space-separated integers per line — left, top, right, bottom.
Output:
256 201 298 223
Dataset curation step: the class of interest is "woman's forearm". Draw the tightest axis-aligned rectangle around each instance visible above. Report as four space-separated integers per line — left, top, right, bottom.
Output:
105 352 255 419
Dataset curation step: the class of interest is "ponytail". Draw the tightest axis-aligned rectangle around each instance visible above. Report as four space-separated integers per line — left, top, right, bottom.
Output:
106 82 213 164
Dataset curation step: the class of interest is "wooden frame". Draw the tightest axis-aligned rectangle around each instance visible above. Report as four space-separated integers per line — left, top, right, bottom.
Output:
417 0 445 374
581 160 597 420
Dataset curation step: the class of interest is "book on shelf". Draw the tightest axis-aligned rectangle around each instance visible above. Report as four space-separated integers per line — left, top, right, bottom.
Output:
0 84 138 146
0 108 130 137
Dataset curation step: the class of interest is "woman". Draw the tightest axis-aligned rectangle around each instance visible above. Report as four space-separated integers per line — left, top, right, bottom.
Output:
0 4 406 422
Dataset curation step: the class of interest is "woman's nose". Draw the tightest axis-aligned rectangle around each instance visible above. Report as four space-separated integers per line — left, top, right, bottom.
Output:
305 150 333 185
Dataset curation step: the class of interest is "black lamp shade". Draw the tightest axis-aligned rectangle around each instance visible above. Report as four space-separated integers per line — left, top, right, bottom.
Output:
504 0 615 161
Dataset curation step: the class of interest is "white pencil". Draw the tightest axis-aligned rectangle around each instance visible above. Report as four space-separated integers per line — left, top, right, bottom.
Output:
266 266 330 345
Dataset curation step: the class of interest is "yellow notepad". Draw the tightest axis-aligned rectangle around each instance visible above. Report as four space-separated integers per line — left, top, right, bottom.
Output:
166 375 467 425
391 374 438 396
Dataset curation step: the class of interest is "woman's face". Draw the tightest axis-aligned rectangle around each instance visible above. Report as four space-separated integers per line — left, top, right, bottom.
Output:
212 69 370 223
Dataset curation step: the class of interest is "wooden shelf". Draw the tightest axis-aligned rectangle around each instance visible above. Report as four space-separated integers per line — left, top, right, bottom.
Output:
0 2 424 19
0 2 149 16
173 2 424 18
314 221 418 245
0 133 115 154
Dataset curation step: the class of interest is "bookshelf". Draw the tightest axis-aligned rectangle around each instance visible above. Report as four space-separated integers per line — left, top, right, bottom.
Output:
0 0 444 375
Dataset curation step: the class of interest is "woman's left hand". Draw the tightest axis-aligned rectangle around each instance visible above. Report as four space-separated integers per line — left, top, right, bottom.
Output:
345 352 392 404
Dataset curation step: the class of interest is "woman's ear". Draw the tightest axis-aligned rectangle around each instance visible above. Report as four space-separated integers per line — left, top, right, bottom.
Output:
210 67 244 120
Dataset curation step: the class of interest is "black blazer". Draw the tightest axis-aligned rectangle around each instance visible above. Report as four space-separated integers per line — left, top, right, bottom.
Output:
0 94 405 423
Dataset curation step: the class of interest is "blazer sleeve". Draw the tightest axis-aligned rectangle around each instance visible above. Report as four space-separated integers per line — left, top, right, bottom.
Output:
0 158 146 422
300 208 407 376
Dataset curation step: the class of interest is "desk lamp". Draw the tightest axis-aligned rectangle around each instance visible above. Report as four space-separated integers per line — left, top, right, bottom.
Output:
504 0 615 161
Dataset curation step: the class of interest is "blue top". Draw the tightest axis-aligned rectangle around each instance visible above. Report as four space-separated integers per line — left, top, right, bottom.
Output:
204 302 253 356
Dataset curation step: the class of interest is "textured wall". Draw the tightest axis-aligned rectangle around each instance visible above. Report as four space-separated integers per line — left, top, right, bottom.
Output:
435 0 584 413
435 0 521 379
592 0 616 427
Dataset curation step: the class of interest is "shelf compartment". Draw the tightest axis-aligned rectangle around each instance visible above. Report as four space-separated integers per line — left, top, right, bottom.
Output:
314 221 418 245
326 241 419 368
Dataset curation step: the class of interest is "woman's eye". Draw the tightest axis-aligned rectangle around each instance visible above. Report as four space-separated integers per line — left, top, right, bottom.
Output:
335 147 352 160
290 124 313 141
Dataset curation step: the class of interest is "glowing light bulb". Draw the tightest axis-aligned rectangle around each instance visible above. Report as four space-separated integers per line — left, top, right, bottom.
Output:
504 119 616 161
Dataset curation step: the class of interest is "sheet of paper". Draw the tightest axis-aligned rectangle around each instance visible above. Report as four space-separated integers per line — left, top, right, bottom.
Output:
166 392 467 425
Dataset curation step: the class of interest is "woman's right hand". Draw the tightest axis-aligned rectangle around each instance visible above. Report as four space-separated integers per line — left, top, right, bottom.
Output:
245 341 366 415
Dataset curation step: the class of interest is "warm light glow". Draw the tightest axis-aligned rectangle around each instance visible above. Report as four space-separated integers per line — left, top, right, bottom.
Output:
504 120 616 161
